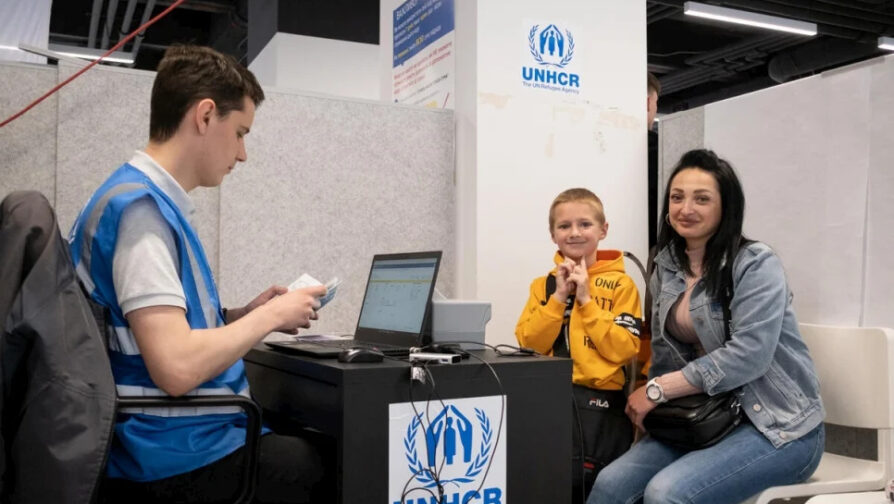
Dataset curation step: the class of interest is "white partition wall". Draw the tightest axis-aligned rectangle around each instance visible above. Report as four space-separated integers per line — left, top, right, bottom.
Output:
862 57 894 329
249 33 380 101
659 53 894 328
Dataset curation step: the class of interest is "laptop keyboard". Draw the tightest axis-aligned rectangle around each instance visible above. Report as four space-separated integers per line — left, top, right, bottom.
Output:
297 340 411 358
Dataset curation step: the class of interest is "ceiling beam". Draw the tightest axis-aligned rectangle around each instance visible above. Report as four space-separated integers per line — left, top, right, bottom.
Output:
88 0 104 48
100 0 120 49
117 0 139 46
147 0 234 14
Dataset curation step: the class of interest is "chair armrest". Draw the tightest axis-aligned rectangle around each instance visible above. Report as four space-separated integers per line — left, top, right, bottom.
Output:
116 395 261 504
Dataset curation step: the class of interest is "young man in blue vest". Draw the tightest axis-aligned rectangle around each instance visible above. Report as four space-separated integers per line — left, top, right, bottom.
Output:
70 45 329 503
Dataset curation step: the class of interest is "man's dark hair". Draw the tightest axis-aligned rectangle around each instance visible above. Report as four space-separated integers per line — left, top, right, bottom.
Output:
149 45 265 142
656 149 748 297
647 72 661 96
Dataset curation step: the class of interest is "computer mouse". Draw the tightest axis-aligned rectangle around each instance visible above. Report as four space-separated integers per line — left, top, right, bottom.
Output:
337 348 385 363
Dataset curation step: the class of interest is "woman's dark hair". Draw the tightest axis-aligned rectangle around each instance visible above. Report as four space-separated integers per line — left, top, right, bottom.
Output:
656 149 747 297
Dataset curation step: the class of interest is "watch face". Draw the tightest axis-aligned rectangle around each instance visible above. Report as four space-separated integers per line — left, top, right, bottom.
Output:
647 385 660 400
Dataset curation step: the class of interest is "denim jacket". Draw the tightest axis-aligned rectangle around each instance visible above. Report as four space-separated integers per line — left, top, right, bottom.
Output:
649 242 825 447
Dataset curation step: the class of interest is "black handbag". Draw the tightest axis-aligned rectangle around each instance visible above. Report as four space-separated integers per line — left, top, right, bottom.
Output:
642 245 751 450
642 391 741 450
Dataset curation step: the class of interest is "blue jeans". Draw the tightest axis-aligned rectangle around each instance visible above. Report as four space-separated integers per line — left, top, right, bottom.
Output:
587 422 824 504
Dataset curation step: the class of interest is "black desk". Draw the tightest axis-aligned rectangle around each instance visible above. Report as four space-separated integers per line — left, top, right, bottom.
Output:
244 347 571 504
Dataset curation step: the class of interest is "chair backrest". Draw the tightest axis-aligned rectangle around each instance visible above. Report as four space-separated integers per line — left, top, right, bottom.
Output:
799 323 894 430
622 251 651 395
0 190 117 503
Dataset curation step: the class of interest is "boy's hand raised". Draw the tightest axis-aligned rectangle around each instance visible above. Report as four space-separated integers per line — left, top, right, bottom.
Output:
569 257 591 306
553 258 577 304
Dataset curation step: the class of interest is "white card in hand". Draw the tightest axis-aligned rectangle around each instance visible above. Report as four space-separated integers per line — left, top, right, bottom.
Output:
318 277 340 308
288 274 341 308
288 273 322 291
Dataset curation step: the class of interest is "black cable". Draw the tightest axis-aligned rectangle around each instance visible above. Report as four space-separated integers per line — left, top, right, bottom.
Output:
399 467 440 504
400 344 512 503
421 363 439 494
404 362 438 502
422 363 450 501
403 361 450 503
427 340 540 357
461 352 506 504
493 343 539 356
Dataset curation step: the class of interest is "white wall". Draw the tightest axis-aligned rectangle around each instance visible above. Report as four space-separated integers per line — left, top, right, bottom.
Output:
250 33 380 101
473 0 647 345
380 1 647 345
660 53 894 329
704 69 870 325
0 0 51 64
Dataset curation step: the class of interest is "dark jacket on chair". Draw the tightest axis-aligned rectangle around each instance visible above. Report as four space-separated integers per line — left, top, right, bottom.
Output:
0 191 116 503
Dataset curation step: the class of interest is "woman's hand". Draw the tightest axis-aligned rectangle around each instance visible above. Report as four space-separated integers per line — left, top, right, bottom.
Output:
625 384 658 432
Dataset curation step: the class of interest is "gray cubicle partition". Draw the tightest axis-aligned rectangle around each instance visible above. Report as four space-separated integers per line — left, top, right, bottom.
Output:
0 60 455 335
1 63 58 203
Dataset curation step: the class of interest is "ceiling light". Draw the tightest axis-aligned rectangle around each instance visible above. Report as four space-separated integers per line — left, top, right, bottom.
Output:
48 44 134 64
880 36 894 52
0 45 23 51
684 2 817 36
19 44 135 65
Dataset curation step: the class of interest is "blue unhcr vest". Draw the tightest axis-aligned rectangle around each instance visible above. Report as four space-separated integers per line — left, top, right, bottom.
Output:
69 163 252 482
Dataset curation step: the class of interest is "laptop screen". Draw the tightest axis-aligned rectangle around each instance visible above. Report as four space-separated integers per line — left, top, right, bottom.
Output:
355 251 441 345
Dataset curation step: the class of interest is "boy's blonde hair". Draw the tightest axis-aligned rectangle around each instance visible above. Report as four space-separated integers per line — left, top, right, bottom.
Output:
548 188 606 230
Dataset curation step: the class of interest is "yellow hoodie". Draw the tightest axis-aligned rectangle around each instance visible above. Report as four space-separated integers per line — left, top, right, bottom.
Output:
515 250 642 390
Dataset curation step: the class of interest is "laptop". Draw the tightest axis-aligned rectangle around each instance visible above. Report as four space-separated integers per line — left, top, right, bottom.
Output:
265 251 442 358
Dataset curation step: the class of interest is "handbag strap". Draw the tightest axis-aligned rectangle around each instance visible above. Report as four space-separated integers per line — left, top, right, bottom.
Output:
720 238 755 342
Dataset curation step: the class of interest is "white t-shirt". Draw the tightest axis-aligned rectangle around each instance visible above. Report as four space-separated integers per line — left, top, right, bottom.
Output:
112 151 196 316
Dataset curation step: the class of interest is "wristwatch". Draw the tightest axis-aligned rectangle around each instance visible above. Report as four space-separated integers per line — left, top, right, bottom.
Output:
646 378 668 404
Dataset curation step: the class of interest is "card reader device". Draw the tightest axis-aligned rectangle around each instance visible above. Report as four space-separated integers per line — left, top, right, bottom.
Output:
408 352 461 364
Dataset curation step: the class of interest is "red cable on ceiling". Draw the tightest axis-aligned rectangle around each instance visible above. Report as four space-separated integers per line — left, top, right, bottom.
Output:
0 0 187 129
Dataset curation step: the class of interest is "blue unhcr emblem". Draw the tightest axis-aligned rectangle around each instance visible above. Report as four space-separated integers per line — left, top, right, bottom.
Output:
528 24 575 68
403 406 493 487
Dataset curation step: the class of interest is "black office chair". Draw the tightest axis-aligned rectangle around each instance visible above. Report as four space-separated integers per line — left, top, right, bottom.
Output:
0 190 261 504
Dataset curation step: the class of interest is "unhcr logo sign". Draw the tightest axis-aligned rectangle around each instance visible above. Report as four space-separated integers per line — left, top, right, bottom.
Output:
522 23 581 94
389 396 506 504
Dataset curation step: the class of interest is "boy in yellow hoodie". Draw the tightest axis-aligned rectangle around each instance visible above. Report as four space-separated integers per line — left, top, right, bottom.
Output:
515 187 642 502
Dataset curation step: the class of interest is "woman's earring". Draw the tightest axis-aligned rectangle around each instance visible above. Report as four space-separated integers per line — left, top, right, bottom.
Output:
665 214 671 225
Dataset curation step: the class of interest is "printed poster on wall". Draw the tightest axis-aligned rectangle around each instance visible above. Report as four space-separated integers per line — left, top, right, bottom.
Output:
392 0 455 109
388 395 506 504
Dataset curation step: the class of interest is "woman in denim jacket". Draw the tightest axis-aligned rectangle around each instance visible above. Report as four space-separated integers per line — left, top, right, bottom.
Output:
588 149 825 504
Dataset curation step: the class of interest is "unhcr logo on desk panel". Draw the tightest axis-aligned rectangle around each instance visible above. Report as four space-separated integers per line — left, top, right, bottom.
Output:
522 23 581 94
389 396 506 504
